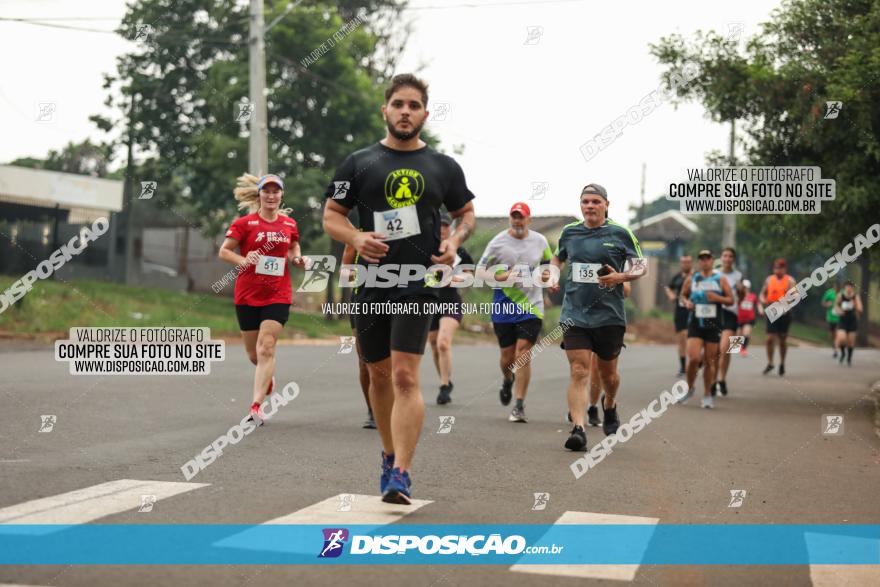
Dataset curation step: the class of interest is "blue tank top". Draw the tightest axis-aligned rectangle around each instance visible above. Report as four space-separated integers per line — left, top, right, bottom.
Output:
689 271 723 327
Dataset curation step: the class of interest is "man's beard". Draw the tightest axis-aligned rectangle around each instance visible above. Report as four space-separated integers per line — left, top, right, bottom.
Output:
386 117 425 141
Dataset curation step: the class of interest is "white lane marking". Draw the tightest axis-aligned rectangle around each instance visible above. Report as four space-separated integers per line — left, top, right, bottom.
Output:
0 479 208 530
509 511 660 581
215 493 432 553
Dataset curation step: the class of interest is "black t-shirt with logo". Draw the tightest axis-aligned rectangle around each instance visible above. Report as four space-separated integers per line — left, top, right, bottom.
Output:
324 142 475 302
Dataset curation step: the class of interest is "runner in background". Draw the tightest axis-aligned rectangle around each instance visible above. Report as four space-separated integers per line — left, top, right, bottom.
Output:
758 258 796 376
478 202 552 423
822 281 841 358
834 280 862 366
342 242 374 428
664 255 693 377
736 279 758 357
677 250 734 409
219 173 306 424
714 247 745 397
428 213 473 405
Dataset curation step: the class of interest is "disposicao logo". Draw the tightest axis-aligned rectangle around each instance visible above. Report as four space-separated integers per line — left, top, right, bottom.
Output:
319 528 349 558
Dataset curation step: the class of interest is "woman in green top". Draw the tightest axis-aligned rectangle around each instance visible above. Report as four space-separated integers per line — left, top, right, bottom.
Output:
821 282 840 358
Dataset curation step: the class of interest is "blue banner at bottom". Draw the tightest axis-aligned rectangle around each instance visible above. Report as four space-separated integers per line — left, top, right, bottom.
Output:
1 524 879 565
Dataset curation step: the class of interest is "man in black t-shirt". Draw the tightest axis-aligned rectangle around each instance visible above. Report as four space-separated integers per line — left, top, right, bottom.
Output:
323 74 476 505
664 255 693 377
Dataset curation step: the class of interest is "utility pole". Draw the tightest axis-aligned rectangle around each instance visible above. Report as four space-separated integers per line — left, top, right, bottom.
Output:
721 120 736 248
248 0 269 175
638 162 646 227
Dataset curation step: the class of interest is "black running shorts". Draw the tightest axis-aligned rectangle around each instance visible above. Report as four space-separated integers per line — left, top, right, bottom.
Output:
493 319 542 348
235 304 290 331
355 295 434 363
674 307 690 332
720 309 738 332
561 325 626 361
687 318 721 344
766 313 792 335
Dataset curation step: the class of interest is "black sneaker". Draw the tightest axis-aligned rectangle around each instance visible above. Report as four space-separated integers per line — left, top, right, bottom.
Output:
362 411 376 429
778 364 785 376
587 405 601 427
437 381 453 405
762 364 774 375
565 425 587 451
711 381 718 397
719 380 728 396
499 376 514 406
602 403 620 436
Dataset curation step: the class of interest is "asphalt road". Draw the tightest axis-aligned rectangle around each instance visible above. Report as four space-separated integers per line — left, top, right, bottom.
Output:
1 341 879 586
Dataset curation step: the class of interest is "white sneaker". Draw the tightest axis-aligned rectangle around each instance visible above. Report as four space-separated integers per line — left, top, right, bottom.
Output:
677 386 695 405
701 396 714 409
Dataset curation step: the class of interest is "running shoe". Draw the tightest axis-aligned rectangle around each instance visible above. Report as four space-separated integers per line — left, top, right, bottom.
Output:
363 411 376 429
762 364 774 375
565 425 588 451
711 381 718 397
266 376 275 396
379 451 395 493
701 396 714 409
587 405 601 427
499 376 514 406
566 411 572 422
740 348 749 357
509 406 528 423
833 350 838 358
677 385 695 405
719 380 728 396
382 467 412 505
676 369 686 378
602 403 620 436
437 381 453 405
247 402 266 426
778 364 785 376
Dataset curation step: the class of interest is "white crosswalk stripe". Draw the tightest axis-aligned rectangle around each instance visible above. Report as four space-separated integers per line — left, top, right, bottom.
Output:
0 479 208 532
509 511 660 581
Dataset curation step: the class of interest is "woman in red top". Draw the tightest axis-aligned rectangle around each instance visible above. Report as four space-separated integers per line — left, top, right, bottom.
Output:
736 279 759 356
219 173 305 423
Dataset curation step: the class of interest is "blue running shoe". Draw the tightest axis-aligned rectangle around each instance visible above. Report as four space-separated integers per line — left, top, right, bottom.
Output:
380 452 395 494
382 467 412 505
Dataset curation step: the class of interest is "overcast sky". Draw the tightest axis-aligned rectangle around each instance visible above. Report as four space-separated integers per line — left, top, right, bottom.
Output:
0 0 781 221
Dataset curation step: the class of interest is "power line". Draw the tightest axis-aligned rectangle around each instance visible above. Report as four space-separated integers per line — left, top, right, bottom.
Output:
0 18 117 33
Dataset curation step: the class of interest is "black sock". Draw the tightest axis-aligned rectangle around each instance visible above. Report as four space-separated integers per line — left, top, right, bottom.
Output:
515 398 524 409
847 347 853 362
679 356 686 371
743 336 750 349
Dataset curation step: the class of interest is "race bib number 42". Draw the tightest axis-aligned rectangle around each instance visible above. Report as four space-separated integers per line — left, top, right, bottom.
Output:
572 263 602 283
256 255 284 276
374 205 421 241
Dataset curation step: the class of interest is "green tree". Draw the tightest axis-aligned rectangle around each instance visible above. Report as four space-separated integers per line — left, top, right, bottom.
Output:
9 139 115 178
98 0 413 245
651 0 880 343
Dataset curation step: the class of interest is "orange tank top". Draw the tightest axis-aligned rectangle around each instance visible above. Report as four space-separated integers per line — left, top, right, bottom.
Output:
766 274 790 303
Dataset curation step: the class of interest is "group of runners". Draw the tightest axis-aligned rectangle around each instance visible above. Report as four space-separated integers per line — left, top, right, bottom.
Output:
665 252 865 407
215 73 864 505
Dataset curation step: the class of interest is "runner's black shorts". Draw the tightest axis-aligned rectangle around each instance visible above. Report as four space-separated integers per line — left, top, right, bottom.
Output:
561 325 626 361
674 306 690 332
839 314 858 333
687 317 721 344
739 319 755 327
766 313 792 335
236 304 290 331
430 291 463 331
493 318 542 347
355 295 434 363
720 309 738 332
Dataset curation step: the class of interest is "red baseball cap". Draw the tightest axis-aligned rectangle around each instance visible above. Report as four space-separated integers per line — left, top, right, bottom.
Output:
509 202 531 217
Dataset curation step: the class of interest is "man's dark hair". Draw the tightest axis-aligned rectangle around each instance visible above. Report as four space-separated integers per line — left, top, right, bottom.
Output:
385 73 429 107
